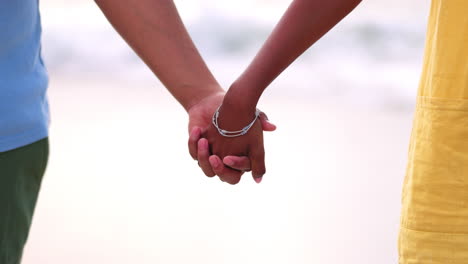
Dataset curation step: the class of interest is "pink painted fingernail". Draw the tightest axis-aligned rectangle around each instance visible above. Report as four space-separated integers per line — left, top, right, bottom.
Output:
254 177 263 184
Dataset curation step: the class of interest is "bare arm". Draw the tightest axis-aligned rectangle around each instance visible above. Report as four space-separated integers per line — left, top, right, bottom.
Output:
204 0 362 180
95 0 221 111
222 0 362 115
94 0 277 184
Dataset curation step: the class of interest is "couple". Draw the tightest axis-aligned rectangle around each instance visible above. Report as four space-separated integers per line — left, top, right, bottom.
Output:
1 0 468 263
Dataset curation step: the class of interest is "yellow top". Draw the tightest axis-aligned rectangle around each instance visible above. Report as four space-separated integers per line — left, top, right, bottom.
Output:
419 0 468 99
399 0 468 263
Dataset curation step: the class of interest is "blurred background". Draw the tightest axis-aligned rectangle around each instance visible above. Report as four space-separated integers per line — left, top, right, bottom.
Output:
24 0 430 263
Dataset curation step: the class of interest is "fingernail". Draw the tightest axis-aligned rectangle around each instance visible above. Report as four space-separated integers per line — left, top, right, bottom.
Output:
254 177 263 184
224 158 234 166
210 157 220 169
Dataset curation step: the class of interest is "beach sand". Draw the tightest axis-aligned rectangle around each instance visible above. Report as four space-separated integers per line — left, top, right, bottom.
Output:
21 76 414 264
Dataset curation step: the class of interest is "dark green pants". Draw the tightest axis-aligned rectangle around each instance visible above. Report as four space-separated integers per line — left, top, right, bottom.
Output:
0 138 49 264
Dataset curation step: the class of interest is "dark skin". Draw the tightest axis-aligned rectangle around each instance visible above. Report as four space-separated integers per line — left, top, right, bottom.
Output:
194 0 363 184
187 91 274 184
96 0 361 184
202 100 265 184
95 0 276 184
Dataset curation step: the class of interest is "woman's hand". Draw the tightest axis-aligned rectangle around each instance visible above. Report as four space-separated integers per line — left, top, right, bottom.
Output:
202 99 268 184
187 90 275 184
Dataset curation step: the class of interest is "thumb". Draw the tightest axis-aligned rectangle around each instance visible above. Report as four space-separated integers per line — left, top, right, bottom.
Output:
250 145 266 184
188 127 202 160
223 156 251 171
259 111 276 132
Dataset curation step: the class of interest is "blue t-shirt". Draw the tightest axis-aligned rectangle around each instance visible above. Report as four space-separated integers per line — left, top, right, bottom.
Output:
0 0 49 152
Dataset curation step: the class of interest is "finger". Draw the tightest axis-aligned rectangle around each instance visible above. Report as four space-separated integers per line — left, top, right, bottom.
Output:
259 111 276 132
188 127 202 160
197 138 215 177
209 156 242 185
223 156 251 171
250 145 266 184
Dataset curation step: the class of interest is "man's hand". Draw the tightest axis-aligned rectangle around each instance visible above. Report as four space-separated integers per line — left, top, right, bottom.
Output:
187 91 275 184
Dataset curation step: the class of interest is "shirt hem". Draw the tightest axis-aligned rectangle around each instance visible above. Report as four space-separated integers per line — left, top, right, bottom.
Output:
0 126 49 152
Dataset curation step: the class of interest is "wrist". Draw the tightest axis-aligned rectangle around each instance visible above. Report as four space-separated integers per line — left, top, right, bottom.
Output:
222 81 259 113
184 84 224 113
217 83 260 131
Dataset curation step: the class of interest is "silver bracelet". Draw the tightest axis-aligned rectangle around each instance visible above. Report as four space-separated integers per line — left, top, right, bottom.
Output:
212 106 260 137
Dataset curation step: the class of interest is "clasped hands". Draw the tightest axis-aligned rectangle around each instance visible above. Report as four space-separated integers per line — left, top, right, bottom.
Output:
187 90 275 185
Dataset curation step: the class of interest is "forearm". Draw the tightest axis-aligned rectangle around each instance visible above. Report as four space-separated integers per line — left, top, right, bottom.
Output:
95 0 222 111
225 0 362 109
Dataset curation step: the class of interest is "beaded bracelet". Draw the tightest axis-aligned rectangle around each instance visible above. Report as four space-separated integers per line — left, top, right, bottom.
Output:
212 106 260 137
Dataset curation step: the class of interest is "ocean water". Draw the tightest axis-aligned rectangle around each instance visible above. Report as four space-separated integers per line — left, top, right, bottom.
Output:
40 0 430 110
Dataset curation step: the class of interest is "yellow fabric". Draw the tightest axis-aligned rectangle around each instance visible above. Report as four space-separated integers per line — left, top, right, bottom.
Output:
399 0 468 263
